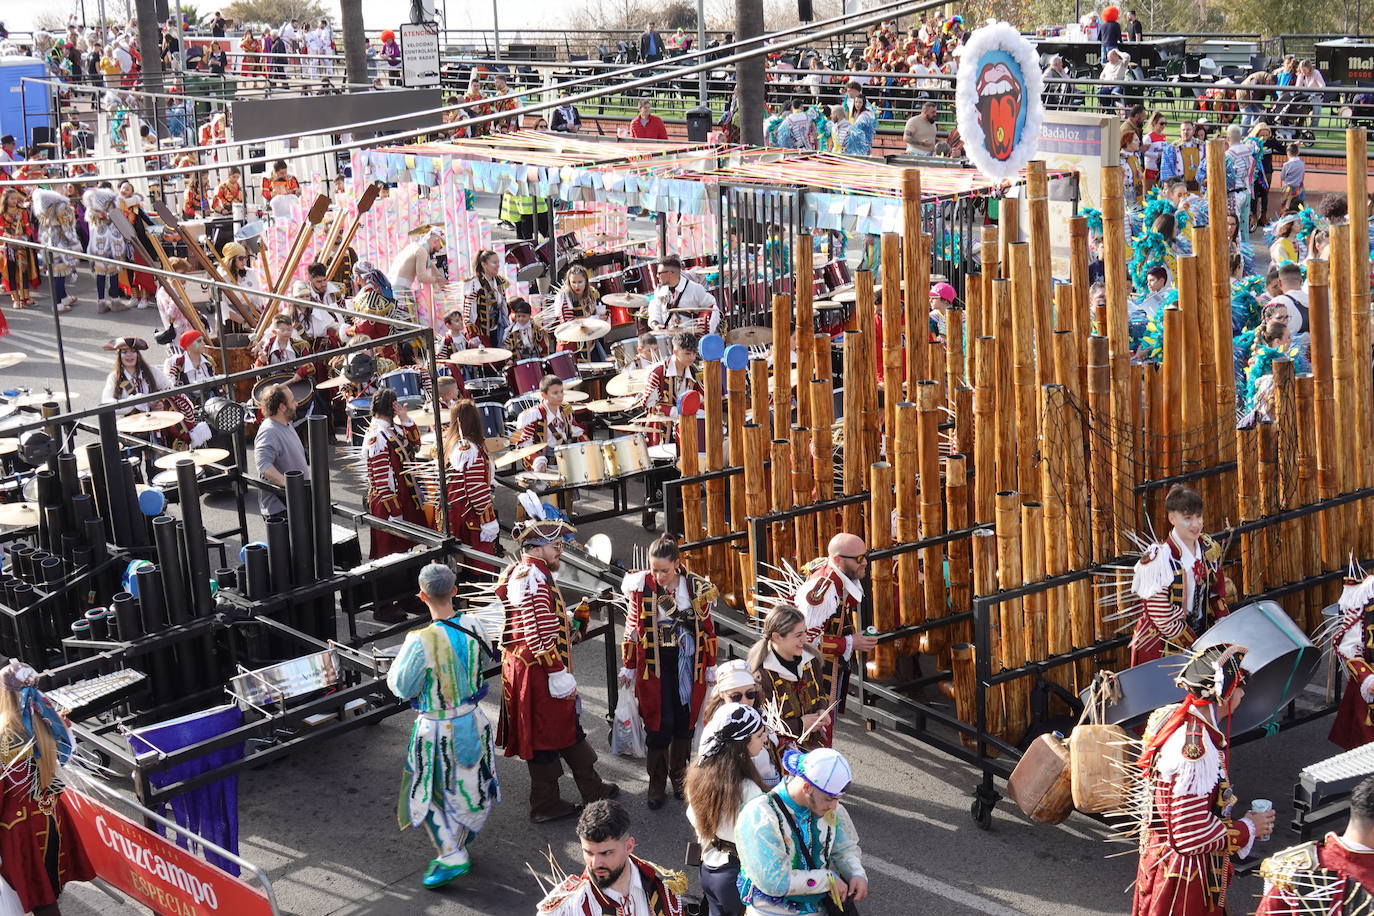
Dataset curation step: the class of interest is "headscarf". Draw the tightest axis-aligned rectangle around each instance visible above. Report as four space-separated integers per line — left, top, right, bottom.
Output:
698 702 763 758
0 660 73 766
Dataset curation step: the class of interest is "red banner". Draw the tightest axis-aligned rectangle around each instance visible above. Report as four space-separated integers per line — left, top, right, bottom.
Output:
61 789 273 916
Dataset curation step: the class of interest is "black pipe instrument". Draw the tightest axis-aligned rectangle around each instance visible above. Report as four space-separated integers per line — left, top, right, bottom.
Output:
95 414 132 548
244 543 270 601
307 416 332 578
152 516 189 625
56 453 80 531
70 493 94 529
175 459 212 617
110 589 141 643
285 470 315 586
68 619 91 662
265 516 291 594
121 460 148 548
35 470 59 551
84 607 108 642
10 582 39 664
128 574 176 705
82 443 114 544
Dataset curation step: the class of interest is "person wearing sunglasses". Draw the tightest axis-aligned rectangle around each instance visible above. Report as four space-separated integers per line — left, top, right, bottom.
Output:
619 536 719 810
685 703 769 916
795 533 880 743
736 747 868 915
749 606 831 752
702 659 782 789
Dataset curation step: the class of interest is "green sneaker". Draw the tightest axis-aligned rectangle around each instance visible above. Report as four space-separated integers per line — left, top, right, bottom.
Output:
422 857 471 888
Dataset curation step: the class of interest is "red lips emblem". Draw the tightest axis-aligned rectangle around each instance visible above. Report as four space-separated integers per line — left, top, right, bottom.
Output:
975 61 1023 161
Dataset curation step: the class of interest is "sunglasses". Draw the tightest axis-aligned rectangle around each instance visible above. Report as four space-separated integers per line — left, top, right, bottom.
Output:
836 553 869 563
725 689 759 702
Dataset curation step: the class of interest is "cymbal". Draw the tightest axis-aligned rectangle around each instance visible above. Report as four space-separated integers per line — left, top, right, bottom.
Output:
407 223 434 237
561 389 589 403
315 375 351 390
584 397 636 413
116 411 185 433
637 414 675 423
0 353 27 370
447 347 512 367
727 326 772 346
602 293 648 310
492 443 546 469
0 440 17 456
406 408 437 428
609 424 658 434
0 502 39 527
554 318 611 343
153 447 229 470
8 390 78 407
606 369 650 397
484 436 508 454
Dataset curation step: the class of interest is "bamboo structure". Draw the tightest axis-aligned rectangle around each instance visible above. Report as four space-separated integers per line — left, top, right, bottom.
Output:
902 170 928 388
893 402 923 648
995 491 1028 742
868 461 897 679
971 527 1004 742
915 381 947 655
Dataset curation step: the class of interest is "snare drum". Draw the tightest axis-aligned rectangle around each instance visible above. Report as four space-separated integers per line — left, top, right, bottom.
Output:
815 303 849 336
591 272 624 297
555 440 605 485
380 369 424 408
513 358 546 395
608 302 636 326
151 465 205 503
822 259 853 291
505 240 544 281
579 360 616 376
600 434 651 477
545 351 580 385
347 397 372 447
476 402 507 440
466 375 509 402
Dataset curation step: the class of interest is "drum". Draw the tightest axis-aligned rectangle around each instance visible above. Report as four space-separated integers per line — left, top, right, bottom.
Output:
591 271 624 297
684 254 717 270
346 397 372 447
380 369 423 408
647 443 678 463
513 358 546 395
579 360 616 376
611 339 640 370
151 465 205 503
816 303 849 336
812 267 828 299
555 440 605 485
222 332 256 401
466 376 509 402
1082 600 1319 735
534 237 556 267
545 351 580 385
822 259 853 291
504 393 539 423
651 332 674 360
505 240 544 281
476 402 507 439
600 435 651 477
556 232 582 259
622 263 659 294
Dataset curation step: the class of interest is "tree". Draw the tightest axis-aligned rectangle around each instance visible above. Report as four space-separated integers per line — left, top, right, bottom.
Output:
340 0 367 89
221 0 328 28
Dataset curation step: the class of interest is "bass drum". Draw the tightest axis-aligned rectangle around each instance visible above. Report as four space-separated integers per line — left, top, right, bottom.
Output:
555 440 605 485
1083 600 1319 735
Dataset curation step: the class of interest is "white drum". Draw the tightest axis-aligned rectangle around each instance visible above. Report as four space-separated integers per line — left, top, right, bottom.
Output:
647 443 678 463
600 434 651 477
612 338 640 370
555 440 605 485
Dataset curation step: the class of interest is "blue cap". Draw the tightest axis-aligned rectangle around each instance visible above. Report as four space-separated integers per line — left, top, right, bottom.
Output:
699 333 725 362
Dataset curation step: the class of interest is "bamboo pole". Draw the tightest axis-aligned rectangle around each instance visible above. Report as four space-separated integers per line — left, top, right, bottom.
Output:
1040 387 1072 691
993 279 1017 494
995 491 1027 742
1101 166 1136 550
1162 306 1184 481
916 380 947 655
951 642 980 751
1346 131 1373 559
678 408 703 544
1026 161 1055 395
770 437 794 568
792 426 818 563
971 527 1004 743
966 267 984 347
704 353 727 587
810 376 836 520
981 225 1000 336
1087 336 1114 572
1068 215 1091 335
1271 359 1299 589
1177 253 1205 479
1257 420 1278 595
795 232 815 427
946 455 972 646
868 461 897 679
1020 500 1047 670
841 331 865 536
727 363 749 606
882 240 904 448
902 170 928 390
998 197 1020 269
750 357 770 437
1309 258 1340 593
894 402 923 650
741 422 769 612
772 293 793 442
973 336 997 526
1008 243 1038 497
1296 376 1320 629
953 383 974 478
1237 424 1260 596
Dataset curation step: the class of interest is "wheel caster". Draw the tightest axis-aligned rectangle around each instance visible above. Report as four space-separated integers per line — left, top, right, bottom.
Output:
971 796 993 830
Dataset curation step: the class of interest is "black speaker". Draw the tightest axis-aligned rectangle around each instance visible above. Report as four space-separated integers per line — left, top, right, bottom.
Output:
798 0 814 21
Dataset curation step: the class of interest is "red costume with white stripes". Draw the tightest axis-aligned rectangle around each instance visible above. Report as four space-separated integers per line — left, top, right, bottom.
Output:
1132 703 1256 916
637 357 701 447
1130 532 1228 666
1257 832 1374 915
255 336 316 380
1329 576 1374 751
795 557 862 726
618 569 718 733
513 400 585 470
363 416 424 558
495 555 578 759
445 438 496 561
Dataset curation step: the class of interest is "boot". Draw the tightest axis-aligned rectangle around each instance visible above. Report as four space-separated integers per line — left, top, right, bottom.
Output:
561 739 620 804
645 745 670 810
527 760 578 823
669 737 691 800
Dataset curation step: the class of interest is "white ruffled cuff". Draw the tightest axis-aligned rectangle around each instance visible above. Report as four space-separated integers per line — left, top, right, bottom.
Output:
548 670 577 699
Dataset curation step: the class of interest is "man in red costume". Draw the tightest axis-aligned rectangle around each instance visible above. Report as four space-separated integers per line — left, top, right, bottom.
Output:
618 535 718 809
1328 573 1374 750
1129 484 1230 665
362 388 424 560
497 519 619 822
637 331 702 449
1130 643 1275 916
1258 774 1374 914
794 533 880 738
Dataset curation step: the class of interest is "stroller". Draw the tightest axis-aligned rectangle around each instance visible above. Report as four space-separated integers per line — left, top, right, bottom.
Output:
1340 91 1374 143
1272 90 1321 144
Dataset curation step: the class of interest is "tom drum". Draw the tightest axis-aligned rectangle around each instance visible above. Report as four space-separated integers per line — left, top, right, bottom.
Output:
555 440 605 485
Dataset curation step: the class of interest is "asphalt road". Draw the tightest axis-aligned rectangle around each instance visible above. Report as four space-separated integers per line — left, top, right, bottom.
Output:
3 273 1347 916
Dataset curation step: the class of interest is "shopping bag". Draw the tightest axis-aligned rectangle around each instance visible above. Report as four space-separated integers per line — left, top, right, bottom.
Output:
610 688 647 758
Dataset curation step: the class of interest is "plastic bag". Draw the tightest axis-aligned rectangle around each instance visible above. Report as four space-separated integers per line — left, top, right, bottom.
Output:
610 688 647 759
0 873 21 916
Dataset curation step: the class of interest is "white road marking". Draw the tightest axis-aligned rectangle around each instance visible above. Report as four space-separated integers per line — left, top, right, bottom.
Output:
864 853 1028 916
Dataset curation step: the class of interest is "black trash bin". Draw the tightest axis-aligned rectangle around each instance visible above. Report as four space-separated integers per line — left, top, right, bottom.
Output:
685 106 713 142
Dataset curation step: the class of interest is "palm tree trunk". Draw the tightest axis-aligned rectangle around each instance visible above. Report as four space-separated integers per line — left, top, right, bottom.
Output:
341 0 369 89
735 0 765 146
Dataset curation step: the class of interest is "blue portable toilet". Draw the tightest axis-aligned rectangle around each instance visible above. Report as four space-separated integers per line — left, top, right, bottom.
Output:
0 56 53 147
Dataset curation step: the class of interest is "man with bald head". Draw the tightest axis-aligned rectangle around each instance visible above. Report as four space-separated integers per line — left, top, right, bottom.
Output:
794 533 879 743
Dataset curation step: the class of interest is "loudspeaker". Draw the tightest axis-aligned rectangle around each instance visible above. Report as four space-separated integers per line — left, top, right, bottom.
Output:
798 0 814 20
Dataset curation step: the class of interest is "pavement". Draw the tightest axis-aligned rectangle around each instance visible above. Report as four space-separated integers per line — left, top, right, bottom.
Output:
4 267 1351 916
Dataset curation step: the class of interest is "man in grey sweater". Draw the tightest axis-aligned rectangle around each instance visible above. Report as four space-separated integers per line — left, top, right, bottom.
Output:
253 383 308 520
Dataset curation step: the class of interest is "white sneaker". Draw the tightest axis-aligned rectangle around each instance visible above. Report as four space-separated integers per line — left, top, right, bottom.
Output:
111 299 131 313
97 299 109 313
56 302 72 313
62 295 78 307
135 297 149 310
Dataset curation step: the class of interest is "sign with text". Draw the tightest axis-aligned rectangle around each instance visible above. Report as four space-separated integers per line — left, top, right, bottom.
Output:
401 22 441 89
1035 110 1118 277
62 789 272 916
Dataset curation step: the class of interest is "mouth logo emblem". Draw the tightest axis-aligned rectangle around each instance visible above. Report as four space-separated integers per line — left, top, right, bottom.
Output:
975 61 1023 161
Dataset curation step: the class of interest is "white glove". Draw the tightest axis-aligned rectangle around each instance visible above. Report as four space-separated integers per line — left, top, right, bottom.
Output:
189 421 212 448
618 666 635 686
532 456 549 473
479 520 499 542
1361 674 1374 704
548 670 578 699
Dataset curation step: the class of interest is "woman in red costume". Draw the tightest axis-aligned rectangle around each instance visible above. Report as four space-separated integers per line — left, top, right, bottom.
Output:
0 188 37 315
442 399 499 569
0 659 95 914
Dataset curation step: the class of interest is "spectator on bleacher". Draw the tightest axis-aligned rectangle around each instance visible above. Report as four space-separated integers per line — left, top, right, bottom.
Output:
207 43 227 76
903 101 940 155
550 93 582 133
837 80 876 157
1295 59 1326 118
1098 49 1130 115
640 22 665 63
1125 9 1144 41
629 100 668 140
1272 55 1298 88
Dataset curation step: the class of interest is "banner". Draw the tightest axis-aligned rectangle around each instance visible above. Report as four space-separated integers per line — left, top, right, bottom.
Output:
400 23 441 89
62 789 273 916
1035 111 1119 277
954 21 1045 182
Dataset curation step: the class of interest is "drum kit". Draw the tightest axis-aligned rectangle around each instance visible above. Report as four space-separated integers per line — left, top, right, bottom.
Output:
152 447 229 470
504 240 545 282
116 411 186 434
603 292 649 327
